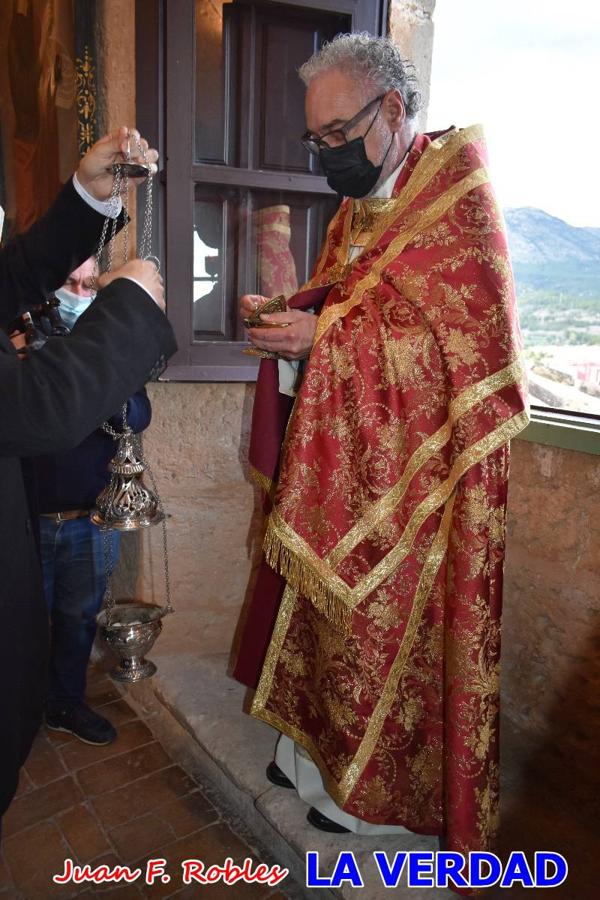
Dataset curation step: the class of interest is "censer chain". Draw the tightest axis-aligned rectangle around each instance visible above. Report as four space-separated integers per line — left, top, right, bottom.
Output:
94 132 169 626
102 527 116 625
134 433 173 616
93 129 156 290
93 167 124 291
101 402 128 439
99 423 173 619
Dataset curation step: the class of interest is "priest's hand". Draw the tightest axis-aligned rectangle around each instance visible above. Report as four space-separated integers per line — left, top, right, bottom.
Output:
240 294 269 321
246 307 317 361
76 127 159 202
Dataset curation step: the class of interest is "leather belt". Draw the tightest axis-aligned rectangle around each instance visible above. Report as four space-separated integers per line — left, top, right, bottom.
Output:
40 509 90 523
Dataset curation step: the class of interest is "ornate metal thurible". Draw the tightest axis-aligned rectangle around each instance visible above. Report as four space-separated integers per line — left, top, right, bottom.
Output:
96 602 163 682
91 428 164 531
92 134 171 683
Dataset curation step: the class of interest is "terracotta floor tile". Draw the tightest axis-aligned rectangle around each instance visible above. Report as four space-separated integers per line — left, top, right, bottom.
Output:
162 887 280 900
109 812 175 863
2 680 294 900
87 665 111 684
153 791 218 838
95 887 144 899
0 854 15 893
3 820 79 898
24 732 68 787
165 884 284 900
58 803 111 863
136 823 273 900
14 767 35 798
94 699 139 727
60 721 154 772
180 821 264 867
76 743 171 797
91 766 195 829
83 853 145 896
86 683 122 707
3 775 83 837
46 726 76 748
135 832 210 899
179 821 277 899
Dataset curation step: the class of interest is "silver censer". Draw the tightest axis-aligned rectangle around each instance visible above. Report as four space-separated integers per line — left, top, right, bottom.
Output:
93 425 172 683
96 602 163 682
91 145 172 682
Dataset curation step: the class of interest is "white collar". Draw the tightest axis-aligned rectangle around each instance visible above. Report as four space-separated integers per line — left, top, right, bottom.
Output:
371 163 403 199
371 134 416 199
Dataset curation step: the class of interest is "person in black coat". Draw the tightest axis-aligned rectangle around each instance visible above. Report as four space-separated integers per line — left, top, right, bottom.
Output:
0 127 177 819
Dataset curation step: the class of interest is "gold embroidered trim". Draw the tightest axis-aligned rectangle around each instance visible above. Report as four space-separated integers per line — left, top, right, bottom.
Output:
250 466 276 503
251 581 352 805
349 408 529 606
339 490 457 799
313 208 341 278
263 512 353 632
313 166 490 344
369 124 485 243
251 585 298 710
313 200 353 280
327 359 524 568
251 704 347 806
350 197 401 246
264 409 529 624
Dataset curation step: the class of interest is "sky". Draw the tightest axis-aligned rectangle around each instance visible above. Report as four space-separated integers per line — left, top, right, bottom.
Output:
427 0 600 227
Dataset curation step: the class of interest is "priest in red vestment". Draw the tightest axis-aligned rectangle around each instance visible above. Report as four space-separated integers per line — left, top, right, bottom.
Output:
233 33 529 895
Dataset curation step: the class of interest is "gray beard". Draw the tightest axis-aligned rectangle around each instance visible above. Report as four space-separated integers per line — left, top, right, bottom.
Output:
367 127 416 196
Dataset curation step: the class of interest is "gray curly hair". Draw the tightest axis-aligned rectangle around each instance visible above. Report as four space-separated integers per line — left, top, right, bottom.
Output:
298 33 421 121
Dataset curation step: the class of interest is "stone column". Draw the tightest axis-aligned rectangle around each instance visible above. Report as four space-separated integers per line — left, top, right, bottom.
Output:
388 0 436 132
95 0 136 132
94 0 137 251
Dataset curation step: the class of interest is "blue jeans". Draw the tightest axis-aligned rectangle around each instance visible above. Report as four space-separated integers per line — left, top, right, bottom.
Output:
39 517 121 712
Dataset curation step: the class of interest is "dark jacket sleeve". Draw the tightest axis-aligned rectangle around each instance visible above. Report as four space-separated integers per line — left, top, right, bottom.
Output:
0 179 115 329
106 388 152 434
0 278 176 458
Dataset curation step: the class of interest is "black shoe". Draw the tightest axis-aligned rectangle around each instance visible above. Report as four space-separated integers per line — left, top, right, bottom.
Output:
46 703 117 746
307 807 351 833
266 761 294 789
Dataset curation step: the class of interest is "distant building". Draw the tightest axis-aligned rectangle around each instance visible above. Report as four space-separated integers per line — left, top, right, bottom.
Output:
577 361 600 388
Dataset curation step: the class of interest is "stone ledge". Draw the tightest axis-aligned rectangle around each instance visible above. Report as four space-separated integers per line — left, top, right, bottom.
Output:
117 652 449 899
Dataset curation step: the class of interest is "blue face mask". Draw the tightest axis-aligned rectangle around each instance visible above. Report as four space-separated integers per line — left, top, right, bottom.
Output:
53 287 94 330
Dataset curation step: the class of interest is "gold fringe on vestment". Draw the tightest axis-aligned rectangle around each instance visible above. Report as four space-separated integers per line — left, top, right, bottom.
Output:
263 524 352 633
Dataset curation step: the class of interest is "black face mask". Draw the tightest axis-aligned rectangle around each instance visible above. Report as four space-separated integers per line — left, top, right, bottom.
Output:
319 132 394 198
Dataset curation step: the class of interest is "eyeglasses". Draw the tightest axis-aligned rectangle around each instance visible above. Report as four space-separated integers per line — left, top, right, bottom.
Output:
301 94 385 156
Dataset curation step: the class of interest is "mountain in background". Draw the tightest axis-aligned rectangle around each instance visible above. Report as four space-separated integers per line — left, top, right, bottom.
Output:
504 208 600 265
503 208 600 296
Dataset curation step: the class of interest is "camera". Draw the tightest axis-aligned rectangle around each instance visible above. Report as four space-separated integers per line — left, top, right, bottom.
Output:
8 296 71 355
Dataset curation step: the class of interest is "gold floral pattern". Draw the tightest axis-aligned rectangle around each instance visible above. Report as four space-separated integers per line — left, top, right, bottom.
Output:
75 46 98 155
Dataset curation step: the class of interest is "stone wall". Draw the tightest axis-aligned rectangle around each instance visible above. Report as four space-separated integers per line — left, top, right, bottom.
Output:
114 382 261 664
502 440 599 789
